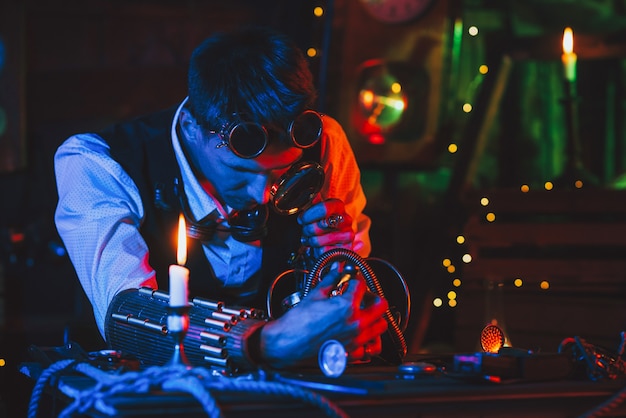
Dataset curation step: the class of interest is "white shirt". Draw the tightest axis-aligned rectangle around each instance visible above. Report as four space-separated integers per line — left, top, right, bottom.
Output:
54 100 371 336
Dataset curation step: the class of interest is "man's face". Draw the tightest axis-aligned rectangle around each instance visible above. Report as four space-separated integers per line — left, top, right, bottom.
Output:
182 111 303 211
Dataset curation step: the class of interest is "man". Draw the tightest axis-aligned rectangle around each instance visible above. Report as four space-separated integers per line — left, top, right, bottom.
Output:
54 26 389 369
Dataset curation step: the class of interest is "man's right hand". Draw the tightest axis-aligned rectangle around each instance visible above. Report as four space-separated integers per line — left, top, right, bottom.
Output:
258 268 389 369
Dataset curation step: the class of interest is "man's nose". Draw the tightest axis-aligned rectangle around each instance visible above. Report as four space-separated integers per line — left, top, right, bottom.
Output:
249 174 273 206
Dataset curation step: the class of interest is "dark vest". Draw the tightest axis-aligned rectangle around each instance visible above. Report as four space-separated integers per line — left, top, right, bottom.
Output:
100 106 318 310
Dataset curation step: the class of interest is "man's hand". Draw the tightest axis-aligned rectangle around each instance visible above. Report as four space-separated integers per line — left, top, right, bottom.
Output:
258 269 389 369
298 198 354 258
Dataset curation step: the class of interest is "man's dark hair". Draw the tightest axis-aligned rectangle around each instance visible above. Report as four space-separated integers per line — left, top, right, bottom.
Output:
187 26 317 133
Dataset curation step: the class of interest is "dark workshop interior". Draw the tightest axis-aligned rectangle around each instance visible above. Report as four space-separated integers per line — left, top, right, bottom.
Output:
2 0 626 416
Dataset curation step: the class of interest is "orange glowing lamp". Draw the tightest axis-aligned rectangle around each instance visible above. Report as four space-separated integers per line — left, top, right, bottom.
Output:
480 324 505 354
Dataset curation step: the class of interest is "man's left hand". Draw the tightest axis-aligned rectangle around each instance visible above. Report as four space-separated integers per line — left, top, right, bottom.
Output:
298 198 354 258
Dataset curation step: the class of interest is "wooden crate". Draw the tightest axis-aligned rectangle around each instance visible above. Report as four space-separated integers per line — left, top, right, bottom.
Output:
455 188 626 353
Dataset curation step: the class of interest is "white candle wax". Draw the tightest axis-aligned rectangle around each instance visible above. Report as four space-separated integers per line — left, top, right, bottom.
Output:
169 264 189 306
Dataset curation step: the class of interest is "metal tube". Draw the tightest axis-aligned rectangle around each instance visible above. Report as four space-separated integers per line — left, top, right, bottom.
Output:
200 344 227 358
203 356 229 368
211 311 238 324
193 298 223 311
200 331 227 346
204 318 231 331
221 306 246 318
127 317 167 334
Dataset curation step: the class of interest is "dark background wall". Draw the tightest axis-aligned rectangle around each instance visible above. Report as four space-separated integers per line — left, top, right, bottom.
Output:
2 0 626 415
0 2 332 414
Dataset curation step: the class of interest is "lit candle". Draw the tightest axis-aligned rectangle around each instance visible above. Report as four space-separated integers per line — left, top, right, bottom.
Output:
169 214 189 307
561 27 577 82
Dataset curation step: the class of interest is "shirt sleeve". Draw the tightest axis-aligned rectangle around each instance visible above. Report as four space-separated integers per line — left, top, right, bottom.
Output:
318 116 372 257
54 133 157 337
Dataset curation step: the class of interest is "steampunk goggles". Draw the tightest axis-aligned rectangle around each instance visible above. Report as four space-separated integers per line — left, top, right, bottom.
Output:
210 110 323 159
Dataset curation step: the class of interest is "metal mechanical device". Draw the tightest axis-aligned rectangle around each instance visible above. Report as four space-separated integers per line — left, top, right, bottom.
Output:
105 158 411 375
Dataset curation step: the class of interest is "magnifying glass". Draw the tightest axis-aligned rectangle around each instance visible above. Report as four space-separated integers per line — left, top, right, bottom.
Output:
223 160 325 242
270 160 325 215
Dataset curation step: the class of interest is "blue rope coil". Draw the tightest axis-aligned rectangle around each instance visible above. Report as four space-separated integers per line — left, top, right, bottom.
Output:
28 359 77 418
28 360 349 418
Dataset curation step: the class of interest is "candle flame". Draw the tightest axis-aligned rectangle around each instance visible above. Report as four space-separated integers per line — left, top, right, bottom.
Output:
563 27 574 54
177 214 187 266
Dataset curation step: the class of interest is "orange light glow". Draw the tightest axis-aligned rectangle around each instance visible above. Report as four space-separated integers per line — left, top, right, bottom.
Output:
480 324 504 353
177 214 187 266
361 90 374 108
561 27 577 81
562 27 574 54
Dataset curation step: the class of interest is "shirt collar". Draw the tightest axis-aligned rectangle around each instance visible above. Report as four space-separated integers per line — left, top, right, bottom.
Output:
171 98 225 221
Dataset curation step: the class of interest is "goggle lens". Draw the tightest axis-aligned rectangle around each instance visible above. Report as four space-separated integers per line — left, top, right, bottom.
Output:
228 122 268 159
290 110 323 149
